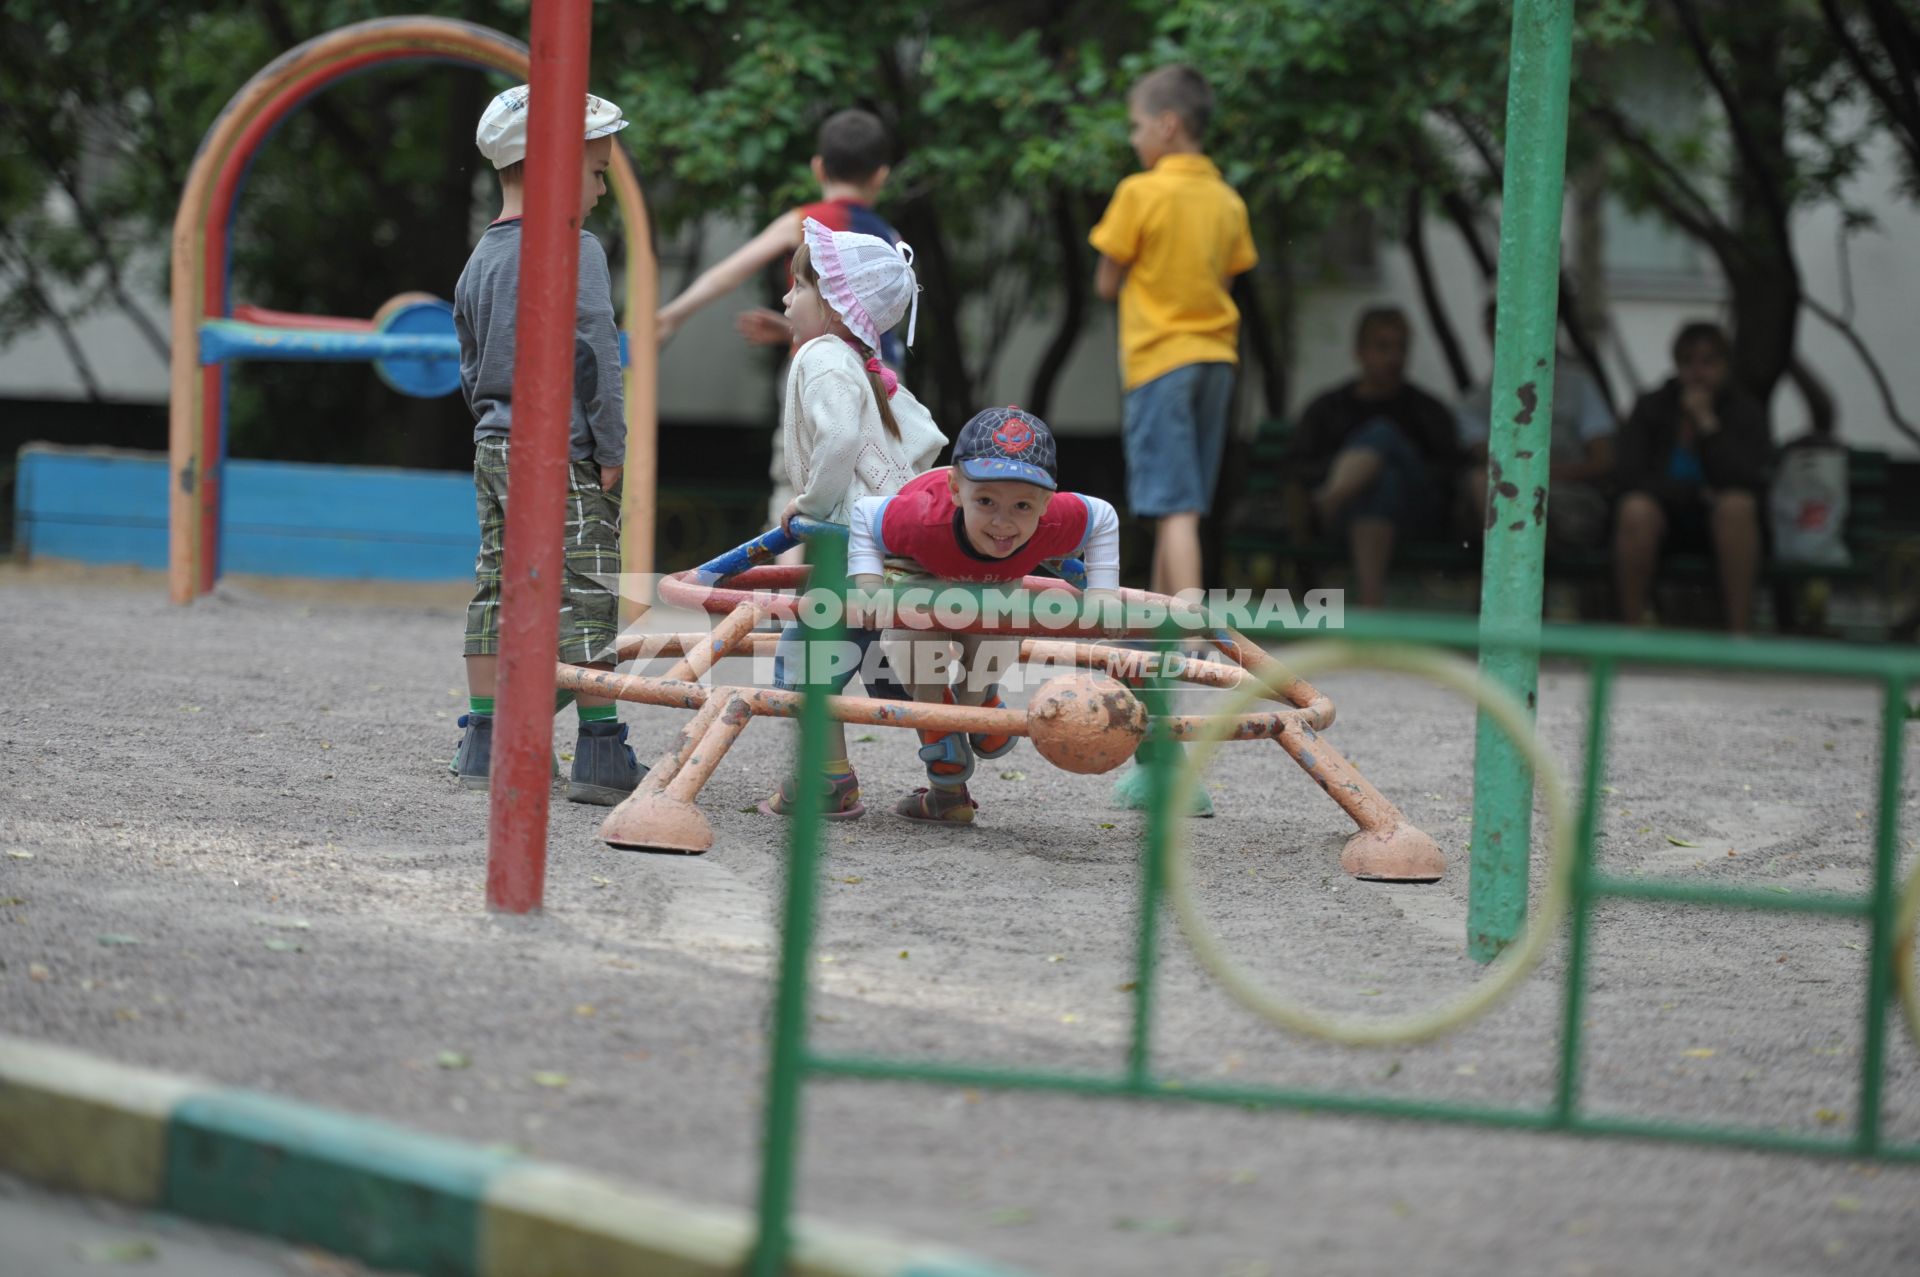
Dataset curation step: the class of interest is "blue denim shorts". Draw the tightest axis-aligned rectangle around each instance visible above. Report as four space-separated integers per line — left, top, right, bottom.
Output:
1122 362 1237 517
1329 417 1445 538
772 624 908 699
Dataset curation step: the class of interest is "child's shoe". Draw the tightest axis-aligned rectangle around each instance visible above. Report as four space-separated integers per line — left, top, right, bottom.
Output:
453 713 492 790
894 784 978 824
566 721 647 806
915 727 975 784
965 685 1017 759
1110 735 1214 817
758 771 866 820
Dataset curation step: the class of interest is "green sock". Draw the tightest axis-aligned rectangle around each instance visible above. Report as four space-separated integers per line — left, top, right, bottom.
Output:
469 695 495 717
578 704 618 725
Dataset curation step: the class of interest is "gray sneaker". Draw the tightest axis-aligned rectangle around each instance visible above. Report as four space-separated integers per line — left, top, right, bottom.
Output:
567 720 647 806
452 713 492 790
450 713 561 789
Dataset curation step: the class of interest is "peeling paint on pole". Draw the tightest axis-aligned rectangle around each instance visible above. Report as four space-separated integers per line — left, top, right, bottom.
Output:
1467 0 1575 963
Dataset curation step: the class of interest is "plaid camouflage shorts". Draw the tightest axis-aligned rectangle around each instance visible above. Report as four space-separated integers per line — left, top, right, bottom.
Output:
463 437 621 664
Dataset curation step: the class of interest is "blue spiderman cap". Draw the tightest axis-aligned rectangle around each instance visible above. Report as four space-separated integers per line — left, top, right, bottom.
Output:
952 405 1058 491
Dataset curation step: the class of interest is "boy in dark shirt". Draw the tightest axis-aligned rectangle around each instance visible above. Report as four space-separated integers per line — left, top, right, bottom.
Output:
1613 321 1770 632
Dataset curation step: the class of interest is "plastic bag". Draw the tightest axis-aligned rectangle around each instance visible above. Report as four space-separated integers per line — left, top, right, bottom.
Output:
1769 444 1849 567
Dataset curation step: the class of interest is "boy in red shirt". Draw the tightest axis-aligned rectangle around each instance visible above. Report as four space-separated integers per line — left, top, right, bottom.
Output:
845 408 1121 823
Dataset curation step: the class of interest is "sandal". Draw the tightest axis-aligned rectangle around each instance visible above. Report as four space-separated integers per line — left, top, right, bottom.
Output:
894 785 978 825
758 770 866 820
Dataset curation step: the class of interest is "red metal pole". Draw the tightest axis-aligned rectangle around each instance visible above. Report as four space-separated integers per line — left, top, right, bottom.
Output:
485 0 592 913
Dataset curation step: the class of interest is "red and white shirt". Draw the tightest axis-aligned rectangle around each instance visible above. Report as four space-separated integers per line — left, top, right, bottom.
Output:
847 468 1120 588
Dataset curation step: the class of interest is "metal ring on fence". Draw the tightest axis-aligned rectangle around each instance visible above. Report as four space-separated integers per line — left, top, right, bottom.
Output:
1895 859 1920 1052
1162 641 1574 1046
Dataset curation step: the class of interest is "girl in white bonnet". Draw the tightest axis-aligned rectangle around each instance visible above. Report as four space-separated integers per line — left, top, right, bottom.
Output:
760 217 945 820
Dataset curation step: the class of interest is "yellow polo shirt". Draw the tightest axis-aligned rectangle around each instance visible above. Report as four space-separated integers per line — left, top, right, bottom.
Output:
1089 153 1258 390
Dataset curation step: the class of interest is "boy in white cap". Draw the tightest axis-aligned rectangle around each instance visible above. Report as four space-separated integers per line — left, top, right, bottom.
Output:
449 85 645 806
759 218 946 821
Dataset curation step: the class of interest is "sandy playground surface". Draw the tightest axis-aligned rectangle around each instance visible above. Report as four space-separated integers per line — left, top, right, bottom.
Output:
2 562 1918 1276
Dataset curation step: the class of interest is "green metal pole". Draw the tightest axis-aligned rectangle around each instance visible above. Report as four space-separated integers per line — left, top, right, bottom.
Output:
1467 0 1577 963
749 533 845 1277
1554 659 1612 1124
1853 675 1906 1155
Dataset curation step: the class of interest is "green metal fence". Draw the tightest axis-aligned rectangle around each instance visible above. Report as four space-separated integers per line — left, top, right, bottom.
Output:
747 533 1920 1275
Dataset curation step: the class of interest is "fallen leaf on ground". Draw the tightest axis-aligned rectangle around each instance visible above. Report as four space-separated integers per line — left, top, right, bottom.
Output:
264 938 304 952
989 1208 1034 1227
437 1051 471 1069
1832 1195 1862 1213
1454 1063 1478 1076
1112 1216 1190 1235
7 851 34 860
898 950 909 959
1060 1014 1080 1024
1115 981 1138 993
854 734 877 743
1816 1107 1844 1125
1046 954 1065 963
999 770 1026 781
1357 988 1383 997
574 1003 596 1017
1097 822 1117 830
1682 1047 1716 1058
256 917 311 930
97 935 141 947
1768 885 1793 895
839 876 863 885
29 962 49 981
1665 835 1698 847
71 1239 159 1263
0 896 22 906
532 1071 569 1089
591 876 611 889
1599 785 1617 795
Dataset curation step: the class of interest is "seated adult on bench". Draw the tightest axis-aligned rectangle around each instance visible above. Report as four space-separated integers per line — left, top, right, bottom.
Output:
1613 321 1770 633
1288 306 1459 607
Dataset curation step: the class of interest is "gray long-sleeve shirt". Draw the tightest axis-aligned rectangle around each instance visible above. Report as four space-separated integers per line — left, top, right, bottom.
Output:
453 220 626 466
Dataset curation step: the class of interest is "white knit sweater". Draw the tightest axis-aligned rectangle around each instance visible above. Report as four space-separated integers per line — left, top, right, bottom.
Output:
782 336 946 524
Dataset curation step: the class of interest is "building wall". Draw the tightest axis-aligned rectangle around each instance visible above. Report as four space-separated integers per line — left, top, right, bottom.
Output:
6 133 1917 459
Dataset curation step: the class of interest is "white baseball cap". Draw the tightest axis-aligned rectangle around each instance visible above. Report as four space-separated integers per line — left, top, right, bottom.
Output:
475 85 628 170
801 217 921 352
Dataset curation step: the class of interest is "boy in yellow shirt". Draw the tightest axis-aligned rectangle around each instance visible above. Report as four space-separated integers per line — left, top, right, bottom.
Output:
1090 64 1257 605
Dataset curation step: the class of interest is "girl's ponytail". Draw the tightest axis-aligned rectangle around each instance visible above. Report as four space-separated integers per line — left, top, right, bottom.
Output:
862 348 902 440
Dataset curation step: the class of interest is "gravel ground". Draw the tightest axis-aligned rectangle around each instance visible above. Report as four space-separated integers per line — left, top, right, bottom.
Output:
2 563 1918 1277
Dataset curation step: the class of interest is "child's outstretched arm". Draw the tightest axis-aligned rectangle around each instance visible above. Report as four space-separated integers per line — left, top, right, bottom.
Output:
1094 254 1128 300
656 209 801 344
1074 495 1127 636
843 498 890 630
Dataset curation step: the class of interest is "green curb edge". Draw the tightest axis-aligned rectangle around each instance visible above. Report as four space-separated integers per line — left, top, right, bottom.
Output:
0 1035 1033 1277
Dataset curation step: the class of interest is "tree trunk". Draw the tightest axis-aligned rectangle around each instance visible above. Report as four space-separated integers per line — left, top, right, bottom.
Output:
1026 190 1088 421
1405 187 1471 394
892 195 973 427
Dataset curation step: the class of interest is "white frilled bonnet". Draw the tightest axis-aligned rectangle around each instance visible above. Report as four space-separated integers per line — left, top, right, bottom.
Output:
801 217 921 352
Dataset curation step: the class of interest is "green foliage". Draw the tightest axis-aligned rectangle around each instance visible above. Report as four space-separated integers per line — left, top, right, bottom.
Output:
0 0 1913 452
